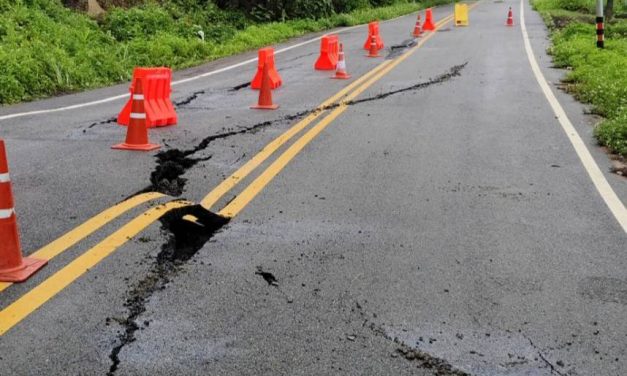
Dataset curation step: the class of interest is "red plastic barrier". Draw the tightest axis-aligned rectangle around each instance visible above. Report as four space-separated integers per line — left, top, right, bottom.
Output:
251 47 282 90
330 35 339 66
363 22 384 50
314 34 339 70
118 67 177 128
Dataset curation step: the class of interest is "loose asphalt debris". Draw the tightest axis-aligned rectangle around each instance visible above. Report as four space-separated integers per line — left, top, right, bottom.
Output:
387 39 418 59
395 346 470 376
107 205 229 376
255 267 278 286
148 149 211 196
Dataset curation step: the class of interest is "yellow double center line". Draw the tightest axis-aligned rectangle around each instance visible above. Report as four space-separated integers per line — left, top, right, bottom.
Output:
0 7 471 335
0 192 164 293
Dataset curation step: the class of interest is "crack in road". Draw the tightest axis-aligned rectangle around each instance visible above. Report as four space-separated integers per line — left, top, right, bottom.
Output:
84 116 117 131
281 51 317 64
524 335 566 376
105 63 467 374
353 302 470 376
345 62 467 105
133 119 280 197
107 205 229 376
134 63 467 198
230 82 251 91
174 89 206 107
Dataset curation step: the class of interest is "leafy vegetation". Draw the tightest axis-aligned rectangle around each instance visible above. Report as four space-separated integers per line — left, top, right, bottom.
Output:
0 0 451 105
532 0 627 157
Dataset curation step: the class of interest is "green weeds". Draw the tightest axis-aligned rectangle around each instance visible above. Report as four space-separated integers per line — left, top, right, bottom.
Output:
533 0 627 157
0 0 451 105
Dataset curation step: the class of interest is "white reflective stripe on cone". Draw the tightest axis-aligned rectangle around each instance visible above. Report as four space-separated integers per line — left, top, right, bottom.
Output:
130 113 147 119
0 172 9 183
0 208 14 219
133 94 145 100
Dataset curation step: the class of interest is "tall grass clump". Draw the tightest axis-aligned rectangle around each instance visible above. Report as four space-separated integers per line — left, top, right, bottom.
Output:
0 0 451 105
532 0 627 156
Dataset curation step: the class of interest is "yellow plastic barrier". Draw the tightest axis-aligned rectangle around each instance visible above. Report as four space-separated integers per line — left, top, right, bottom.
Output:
455 3 469 27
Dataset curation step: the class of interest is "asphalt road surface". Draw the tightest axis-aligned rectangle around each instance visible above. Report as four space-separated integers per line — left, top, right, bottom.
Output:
1 1 626 375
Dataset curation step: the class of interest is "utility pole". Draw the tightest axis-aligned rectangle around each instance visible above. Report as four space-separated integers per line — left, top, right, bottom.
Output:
596 0 605 48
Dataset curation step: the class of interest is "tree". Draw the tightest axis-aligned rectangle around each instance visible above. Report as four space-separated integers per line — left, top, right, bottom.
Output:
605 0 614 21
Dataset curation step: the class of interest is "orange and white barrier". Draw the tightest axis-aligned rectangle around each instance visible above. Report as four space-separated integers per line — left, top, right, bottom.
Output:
118 67 177 128
0 140 47 282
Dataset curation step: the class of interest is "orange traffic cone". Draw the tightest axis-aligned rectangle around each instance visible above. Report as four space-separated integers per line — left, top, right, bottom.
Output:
366 35 381 58
332 44 351 80
0 140 47 283
506 7 514 26
413 14 423 37
422 8 436 31
112 80 160 151
251 63 279 110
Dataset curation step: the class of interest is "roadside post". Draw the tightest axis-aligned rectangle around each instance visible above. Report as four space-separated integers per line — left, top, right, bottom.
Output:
596 0 605 48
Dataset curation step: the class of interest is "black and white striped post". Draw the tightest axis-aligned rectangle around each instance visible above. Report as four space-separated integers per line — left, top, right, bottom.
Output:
596 0 605 48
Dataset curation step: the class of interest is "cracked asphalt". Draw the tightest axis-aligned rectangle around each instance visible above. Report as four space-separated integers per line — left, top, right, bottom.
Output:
1 1 626 375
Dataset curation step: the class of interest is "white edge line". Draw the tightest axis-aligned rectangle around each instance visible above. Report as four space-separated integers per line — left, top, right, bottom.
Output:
520 0 627 233
0 9 424 122
1 21 386 121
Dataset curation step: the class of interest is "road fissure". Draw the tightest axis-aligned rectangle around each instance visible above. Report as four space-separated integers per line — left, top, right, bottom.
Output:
0 10 463 337
107 205 229 376
353 301 470 376
140 62 466 199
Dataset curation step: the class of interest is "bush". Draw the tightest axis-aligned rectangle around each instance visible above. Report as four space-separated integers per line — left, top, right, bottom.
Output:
595 110 627 155
332 0 371 13
551 23 627 119
534 0 627 156
553 0 592 13
0 0 428 104
103 5 176 41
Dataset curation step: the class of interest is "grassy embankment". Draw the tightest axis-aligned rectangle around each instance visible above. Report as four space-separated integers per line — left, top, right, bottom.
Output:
0 0 452 105
532 0 627 158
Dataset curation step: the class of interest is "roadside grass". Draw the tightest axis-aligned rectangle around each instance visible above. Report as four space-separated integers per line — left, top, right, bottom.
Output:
0 0 452 105
532 0 627 157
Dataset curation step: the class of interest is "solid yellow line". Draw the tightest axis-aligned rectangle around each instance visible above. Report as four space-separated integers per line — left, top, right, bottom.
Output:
0 200 190 336
219 14 457 218
201 13 458 211
0 192 164 293
0 6 471 335
200 60 394 210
